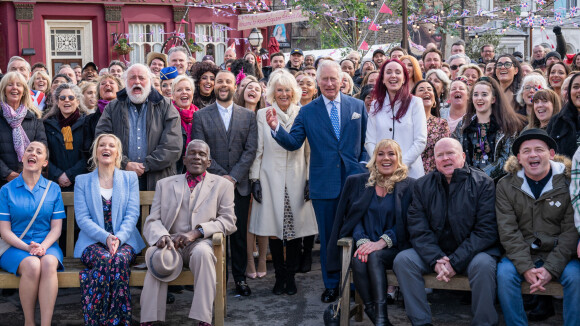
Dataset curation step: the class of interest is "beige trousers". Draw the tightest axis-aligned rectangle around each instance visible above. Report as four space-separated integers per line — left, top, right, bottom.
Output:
140 238 217 323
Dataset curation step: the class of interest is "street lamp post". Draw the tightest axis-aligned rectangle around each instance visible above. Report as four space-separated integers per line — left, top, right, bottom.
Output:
248 28 264 51
402 0 408 51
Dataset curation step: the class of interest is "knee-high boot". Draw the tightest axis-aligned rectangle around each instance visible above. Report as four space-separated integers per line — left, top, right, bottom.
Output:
300 235 314 273
369 266 392 326
285 238 301 295
352 257 376 324
269 238 286 295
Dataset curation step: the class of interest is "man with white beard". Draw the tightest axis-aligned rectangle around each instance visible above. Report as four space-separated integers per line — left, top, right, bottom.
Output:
95 63 182 191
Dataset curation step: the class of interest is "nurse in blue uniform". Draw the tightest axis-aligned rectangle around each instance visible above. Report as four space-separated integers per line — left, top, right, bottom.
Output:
0 141 65 326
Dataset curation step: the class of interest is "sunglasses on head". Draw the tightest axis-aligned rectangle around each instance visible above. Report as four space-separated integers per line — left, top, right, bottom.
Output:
58 95 76 101
478 76 491 82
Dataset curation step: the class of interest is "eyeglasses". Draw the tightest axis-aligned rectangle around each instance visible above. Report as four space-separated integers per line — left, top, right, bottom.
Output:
524 85 542 91
495 62 513 69
58 95 76 101
450 64 464 71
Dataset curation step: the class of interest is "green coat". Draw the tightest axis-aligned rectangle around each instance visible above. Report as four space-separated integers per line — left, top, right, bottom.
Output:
496 155 578 278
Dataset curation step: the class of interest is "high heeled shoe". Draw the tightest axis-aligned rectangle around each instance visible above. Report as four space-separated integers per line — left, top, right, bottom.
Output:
246 272 257 279
257 271 267 278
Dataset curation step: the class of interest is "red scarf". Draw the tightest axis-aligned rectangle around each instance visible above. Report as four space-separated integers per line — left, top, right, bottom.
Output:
185 171 206 191
173 101 199 144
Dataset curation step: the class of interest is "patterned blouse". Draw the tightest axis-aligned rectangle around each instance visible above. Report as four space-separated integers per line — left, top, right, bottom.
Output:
422 116 451 173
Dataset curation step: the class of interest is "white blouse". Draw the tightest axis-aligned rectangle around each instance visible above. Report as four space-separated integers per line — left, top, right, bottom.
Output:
365 94 427 179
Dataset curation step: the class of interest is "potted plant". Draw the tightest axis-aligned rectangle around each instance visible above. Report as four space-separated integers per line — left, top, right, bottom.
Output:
188 38 204 53
114 38 133 55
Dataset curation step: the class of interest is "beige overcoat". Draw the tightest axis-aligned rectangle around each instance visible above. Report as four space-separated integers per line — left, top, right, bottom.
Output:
248 103 318 239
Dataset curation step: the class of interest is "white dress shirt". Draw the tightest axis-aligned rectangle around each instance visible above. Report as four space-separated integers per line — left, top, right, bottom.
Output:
217 102 234 131
322 94 341 130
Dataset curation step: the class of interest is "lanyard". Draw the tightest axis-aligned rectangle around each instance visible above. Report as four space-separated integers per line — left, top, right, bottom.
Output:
477 124 489 161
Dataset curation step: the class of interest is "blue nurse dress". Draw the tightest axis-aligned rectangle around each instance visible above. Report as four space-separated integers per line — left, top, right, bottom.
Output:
0 175 66 275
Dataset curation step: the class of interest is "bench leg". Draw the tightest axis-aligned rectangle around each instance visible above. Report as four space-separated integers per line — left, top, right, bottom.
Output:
339 240 352 326
214 234 225 326
354 291 363 322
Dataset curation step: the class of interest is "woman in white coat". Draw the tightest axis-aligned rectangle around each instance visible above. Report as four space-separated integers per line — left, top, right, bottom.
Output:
249 70 318 296
365 59 427 179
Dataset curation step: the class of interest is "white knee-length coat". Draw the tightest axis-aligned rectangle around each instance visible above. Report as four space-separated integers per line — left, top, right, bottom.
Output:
249 103 318 239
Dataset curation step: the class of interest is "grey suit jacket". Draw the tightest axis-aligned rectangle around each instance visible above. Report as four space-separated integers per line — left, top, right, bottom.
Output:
191 103 258 196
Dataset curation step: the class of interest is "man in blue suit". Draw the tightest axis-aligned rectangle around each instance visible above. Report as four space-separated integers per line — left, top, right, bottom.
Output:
266 59 368 302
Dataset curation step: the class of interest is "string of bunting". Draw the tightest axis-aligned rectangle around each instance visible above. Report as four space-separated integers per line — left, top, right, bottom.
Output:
113 0 580 54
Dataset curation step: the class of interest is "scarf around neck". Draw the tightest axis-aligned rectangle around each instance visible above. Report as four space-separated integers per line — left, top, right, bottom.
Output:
98 99 110 113
173 101 199 144
58 109 80 150
1 102 30 162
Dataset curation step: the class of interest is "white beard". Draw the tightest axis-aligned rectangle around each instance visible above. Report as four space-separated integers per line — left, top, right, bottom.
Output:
128 84 151 104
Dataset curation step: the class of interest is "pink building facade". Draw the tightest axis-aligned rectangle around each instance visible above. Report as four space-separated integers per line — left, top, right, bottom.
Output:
0 0 268 74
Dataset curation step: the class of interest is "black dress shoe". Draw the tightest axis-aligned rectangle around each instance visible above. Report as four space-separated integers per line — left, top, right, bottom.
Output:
235 281 252 296
527 296 555 321
273 278 285 295
166 293 175 304
523 294 538 311
299 254 312 273
285 277 297 295
321 287 339 303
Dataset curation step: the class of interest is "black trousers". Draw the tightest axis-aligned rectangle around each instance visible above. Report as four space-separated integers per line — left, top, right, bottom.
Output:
227 189 251 283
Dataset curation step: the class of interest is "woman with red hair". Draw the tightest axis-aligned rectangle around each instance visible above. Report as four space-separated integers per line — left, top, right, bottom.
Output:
365 59 427 179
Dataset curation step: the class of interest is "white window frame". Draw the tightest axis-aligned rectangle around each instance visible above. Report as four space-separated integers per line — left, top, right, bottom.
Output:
128 23 164 64
477 0 493 12
194 24 228 65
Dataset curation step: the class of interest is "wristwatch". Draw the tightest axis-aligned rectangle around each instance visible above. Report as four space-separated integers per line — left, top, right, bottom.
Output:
197 227 205 237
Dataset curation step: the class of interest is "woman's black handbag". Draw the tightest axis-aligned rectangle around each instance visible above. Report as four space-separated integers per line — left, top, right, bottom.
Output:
323 258 352 326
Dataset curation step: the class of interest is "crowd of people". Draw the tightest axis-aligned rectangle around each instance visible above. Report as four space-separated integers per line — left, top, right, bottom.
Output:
1 28 580 325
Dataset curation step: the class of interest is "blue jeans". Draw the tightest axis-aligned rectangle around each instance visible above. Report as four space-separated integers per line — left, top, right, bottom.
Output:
497 257 580 326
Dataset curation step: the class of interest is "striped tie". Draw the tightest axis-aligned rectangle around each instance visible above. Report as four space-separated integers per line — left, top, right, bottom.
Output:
330 101 340 140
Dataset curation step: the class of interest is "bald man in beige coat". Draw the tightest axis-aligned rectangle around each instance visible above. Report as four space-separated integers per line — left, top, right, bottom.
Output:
140 140 237 324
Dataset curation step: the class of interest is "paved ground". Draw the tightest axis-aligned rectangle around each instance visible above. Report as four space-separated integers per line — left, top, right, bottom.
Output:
0 246 565 325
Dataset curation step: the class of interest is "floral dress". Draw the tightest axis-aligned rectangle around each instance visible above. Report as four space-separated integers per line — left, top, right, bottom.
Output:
421 116 450 173
80 196 136 326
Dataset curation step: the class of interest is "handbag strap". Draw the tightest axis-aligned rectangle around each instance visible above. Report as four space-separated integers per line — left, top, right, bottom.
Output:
18 181 52 240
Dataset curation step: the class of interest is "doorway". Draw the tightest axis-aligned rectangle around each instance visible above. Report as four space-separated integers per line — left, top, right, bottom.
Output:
51 59 83 76
45 20 93 76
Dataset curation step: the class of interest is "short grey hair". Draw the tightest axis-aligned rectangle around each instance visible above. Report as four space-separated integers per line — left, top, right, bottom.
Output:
7 56 31 73
168 46 189 58
316 59 341 83
516 73 548 106
44 83 88 119
186 139 211 159
447 53 471 64
171 75 196 98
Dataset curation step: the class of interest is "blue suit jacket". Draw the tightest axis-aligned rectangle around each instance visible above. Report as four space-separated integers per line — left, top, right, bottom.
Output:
73 169 146 257
273 94 368 199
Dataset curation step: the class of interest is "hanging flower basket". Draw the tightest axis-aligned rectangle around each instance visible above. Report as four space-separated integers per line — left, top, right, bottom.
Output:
188 39 204 53
114 38 133 55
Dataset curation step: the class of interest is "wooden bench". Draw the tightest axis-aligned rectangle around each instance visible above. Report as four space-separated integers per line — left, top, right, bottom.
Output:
338 237 564 325
0 191 227 326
